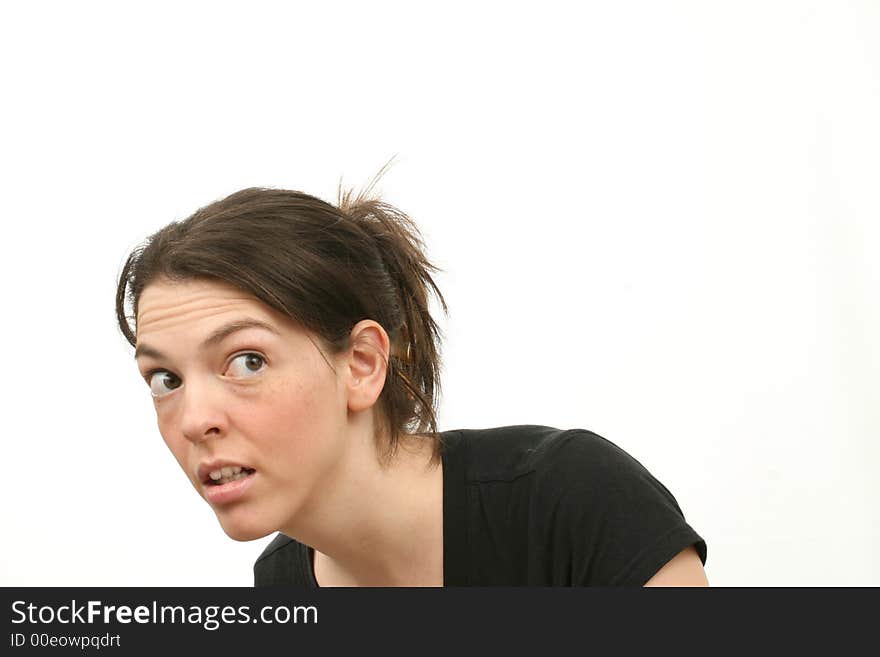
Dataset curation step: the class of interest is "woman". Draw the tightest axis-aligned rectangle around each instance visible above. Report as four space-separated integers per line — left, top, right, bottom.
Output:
115 169 709 587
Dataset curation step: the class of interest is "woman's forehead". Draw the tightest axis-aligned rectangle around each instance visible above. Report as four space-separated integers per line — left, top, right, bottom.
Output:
137 277 279 335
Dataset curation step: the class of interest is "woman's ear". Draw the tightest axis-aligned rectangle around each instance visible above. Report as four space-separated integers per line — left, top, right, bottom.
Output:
345 320 390 412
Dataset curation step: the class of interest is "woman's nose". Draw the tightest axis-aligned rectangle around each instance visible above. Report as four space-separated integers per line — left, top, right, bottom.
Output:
178 379 227 444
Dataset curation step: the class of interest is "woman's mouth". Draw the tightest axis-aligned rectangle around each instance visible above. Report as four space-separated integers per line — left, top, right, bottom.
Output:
202 467 257 505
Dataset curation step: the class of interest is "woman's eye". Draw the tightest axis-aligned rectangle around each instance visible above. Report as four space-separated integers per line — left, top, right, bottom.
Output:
148 371 181 398
144 354 264 398
227 353 266 378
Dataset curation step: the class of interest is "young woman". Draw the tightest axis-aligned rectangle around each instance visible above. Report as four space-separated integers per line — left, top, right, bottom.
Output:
115 171 708 587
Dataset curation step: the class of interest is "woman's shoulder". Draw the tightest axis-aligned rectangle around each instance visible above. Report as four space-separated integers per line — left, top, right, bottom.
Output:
448 424 687 514
445 424 639 483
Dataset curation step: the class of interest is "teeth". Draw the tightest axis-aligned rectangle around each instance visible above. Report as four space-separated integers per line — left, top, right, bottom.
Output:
215 471 249 484
209 466 246 482
207 466 250 484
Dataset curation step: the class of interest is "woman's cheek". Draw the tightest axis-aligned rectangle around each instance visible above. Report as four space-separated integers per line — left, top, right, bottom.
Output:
265 370 319 422
263 377 331 468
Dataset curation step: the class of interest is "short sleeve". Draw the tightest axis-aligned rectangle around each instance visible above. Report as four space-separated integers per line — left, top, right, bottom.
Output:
538 430 707 586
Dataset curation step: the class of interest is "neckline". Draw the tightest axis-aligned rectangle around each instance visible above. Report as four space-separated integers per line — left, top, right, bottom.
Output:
305 429 467 587
306 544 318 587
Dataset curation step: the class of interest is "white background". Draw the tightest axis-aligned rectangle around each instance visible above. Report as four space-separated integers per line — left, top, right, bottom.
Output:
1 0 877 586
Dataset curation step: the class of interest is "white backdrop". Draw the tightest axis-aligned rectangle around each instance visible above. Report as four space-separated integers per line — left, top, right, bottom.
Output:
1 0 877 586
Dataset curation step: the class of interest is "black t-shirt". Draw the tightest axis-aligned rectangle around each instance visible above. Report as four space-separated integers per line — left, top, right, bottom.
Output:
253 425 708 586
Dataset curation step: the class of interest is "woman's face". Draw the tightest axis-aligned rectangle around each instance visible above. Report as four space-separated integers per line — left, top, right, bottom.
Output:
134 276 351 541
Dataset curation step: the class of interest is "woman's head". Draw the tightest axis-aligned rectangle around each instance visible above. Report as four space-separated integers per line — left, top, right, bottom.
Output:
115 171 448 538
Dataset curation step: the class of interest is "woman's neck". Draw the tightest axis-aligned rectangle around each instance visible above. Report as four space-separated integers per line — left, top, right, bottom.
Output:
283 430 445 587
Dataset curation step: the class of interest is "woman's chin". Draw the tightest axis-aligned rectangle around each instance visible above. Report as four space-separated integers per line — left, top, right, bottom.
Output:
216 516 274 542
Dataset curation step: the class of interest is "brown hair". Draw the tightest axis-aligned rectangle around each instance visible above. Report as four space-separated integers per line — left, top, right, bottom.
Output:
115 162 449 467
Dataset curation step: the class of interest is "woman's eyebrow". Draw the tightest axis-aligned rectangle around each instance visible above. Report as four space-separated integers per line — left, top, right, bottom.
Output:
134 318 281 361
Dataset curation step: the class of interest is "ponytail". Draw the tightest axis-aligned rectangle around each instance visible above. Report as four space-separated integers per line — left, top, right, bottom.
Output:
337 160 449 465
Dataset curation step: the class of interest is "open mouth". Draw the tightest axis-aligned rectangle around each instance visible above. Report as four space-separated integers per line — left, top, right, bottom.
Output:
205 467 256 486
